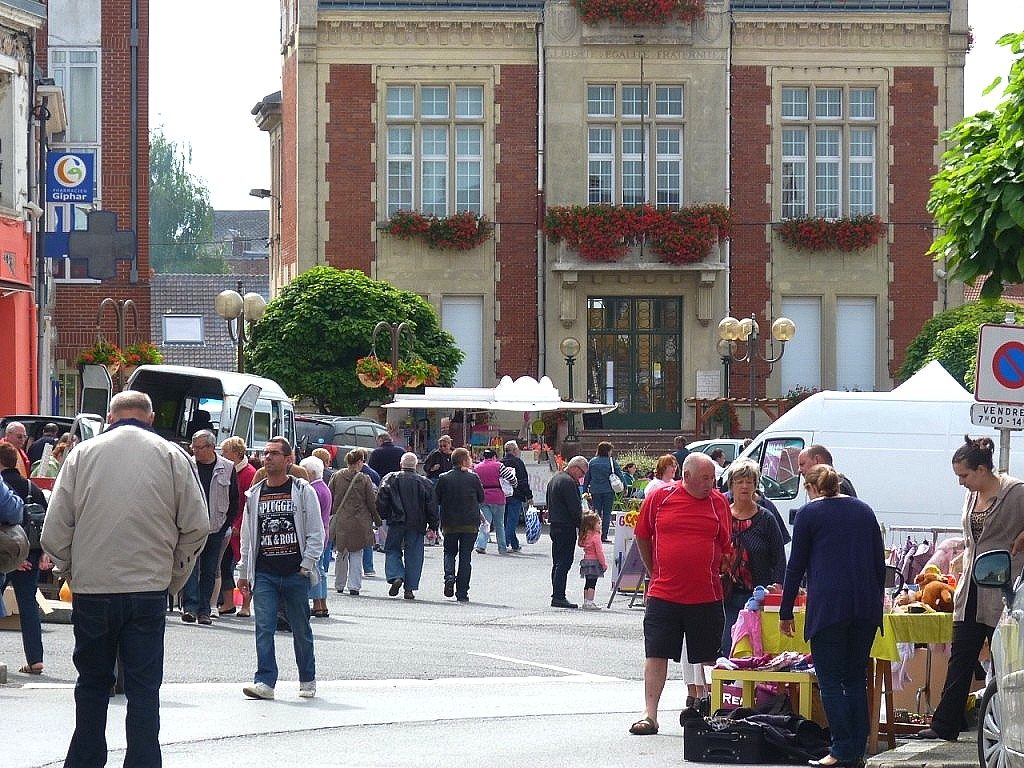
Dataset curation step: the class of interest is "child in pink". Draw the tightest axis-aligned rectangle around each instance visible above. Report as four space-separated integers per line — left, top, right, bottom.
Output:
578 512 608 610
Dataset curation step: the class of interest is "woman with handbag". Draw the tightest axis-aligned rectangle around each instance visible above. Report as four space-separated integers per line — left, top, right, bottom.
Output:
584 441 624 543
0 442 48 674
328 448 380 596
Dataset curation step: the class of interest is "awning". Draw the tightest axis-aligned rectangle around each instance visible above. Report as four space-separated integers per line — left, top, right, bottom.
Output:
382 374 618 414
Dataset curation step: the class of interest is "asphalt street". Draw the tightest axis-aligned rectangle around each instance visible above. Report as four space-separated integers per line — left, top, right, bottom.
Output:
0 533 979 767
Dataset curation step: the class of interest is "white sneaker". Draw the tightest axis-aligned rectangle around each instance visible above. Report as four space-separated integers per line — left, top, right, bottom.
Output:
298 680 316 698
242 682 275 700
582 601 601 611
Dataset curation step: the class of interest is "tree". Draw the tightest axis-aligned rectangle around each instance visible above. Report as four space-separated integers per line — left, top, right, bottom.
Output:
898 299 1021 388
149 128 227 274
245 267 464 413
927 32 1024 298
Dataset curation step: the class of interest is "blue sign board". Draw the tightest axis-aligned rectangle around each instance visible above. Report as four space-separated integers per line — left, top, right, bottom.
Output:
46 152 95 203
44 231 69 260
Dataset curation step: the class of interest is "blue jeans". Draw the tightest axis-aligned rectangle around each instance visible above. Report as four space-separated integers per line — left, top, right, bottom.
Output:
309 542 332 600
252 571 316 687
550 524 577 601
504 499 523 550
591 491 614 540
384 524 425 591
3 549 43 665
181 528 226 617
810 620 877 761
475 503 506 553
65 590 167 768
443 531 476 599
362 545 375 574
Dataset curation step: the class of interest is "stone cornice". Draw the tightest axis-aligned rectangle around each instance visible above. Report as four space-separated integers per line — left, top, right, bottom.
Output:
319 16 539 49
732 17 955 53
0 27 32 63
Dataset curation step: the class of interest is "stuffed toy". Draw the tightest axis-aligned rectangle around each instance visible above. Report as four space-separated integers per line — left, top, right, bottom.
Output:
913 569 954 612
744 585 768 611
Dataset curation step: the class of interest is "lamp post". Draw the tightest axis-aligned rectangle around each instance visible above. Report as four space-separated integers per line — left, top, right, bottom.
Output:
215 281 267 373
560 336 581 443
372 321 415 400
717 314 796 435
716 338 734 398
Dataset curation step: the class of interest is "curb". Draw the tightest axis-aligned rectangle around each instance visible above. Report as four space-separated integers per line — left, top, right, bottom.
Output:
868 734 977 768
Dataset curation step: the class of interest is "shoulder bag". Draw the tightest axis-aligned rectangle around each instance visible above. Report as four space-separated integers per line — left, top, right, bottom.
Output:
23 502 46 551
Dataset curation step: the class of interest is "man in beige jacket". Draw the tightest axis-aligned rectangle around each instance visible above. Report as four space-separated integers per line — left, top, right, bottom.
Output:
41 390 209 768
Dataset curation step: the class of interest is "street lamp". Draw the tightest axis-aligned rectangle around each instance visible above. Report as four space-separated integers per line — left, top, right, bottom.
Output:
215 281 267 373
560 336 581 443
717 314 796 435
372 321 415 400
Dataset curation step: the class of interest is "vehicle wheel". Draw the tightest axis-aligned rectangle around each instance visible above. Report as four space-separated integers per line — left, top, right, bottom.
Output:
978 678 1005 768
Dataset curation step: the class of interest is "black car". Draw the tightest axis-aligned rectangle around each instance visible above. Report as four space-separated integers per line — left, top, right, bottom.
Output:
294 414 388 467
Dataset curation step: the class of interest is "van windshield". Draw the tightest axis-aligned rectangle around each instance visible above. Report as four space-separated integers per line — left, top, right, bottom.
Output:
759 438 804 500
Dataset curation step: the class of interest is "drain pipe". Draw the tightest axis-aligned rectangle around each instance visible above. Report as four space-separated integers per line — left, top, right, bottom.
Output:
536 21 546 377
723 12 732 318
129 0 139 281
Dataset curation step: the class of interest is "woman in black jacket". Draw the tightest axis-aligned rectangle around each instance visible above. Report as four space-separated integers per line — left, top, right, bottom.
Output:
0 442 48 674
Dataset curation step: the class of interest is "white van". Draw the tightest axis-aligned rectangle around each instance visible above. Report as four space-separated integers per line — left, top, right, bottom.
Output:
109 364 296 454
738 361 1024 533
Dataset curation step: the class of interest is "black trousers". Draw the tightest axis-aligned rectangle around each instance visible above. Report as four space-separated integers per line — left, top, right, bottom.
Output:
550 523 577 601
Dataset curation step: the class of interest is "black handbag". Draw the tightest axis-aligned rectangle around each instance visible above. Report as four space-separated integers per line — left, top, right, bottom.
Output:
23 502 46 551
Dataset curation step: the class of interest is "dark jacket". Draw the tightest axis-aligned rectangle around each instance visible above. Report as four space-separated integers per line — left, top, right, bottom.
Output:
424 448 453 480
377 468 438 531
728 507 787 591
1 467 47 532
434 467 484 533
502 453 532 502
368 441 404 476
546 471 583 528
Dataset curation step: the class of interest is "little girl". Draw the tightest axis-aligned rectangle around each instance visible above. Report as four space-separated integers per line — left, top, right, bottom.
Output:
578 511 608 610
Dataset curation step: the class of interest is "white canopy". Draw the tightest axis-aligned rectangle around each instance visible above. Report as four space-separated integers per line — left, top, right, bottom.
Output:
382 375 618 414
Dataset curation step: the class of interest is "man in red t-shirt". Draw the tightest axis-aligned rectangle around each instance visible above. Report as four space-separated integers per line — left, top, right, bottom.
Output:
629 452 732 736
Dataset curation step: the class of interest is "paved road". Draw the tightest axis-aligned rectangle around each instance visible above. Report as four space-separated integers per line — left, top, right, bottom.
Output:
1 537 980 767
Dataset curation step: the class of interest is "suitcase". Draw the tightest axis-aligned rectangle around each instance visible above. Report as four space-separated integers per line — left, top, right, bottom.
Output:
683 718 770 764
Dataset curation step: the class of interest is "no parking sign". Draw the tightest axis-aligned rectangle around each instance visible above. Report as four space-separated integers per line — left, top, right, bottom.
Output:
975 324 1024 404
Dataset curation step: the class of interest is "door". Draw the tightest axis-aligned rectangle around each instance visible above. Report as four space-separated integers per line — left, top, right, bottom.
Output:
587 297 682 429
79 364 112 418
229 384 262 440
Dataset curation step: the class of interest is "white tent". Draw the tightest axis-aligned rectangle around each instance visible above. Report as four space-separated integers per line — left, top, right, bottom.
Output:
383 374 618 414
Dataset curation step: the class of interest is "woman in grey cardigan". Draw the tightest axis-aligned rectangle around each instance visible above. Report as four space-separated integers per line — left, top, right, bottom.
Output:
328 449 380 596
918 436 1024 741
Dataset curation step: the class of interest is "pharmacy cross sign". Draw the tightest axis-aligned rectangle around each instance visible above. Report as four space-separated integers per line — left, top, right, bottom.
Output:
67 210 137 281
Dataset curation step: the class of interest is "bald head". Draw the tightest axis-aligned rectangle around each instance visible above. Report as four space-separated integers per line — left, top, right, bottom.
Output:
682 452 717 499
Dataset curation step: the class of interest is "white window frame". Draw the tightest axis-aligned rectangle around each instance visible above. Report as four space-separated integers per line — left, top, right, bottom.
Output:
163 315 204 344
779 85 878 219
49 47 101 149
585 82 684 208
384 83 485 218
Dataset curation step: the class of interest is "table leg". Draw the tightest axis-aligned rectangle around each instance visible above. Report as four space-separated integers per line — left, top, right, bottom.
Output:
868 660 882 755
711 674 724 714
798 679 812 719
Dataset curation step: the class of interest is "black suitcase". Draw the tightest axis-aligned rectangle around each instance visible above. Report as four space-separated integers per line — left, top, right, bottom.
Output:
683 718 771 764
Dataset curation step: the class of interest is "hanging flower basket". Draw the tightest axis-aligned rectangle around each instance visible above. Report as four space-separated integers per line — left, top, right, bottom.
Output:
706 400 740 437
397 358 440 389
76 340 123 369
775 214 886 253
386 210 493 251
572 0 706 25
122 341 162 373
543 203 731 264
356 356 394 389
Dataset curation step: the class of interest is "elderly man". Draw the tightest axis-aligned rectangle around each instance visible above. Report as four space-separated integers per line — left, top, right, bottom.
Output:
27 422 59 465
181 429 239 625
377 452 437 600
546 455 589 609
797 444 857 497
628 452 732 736
1 421 30 477
41 391 209 767
237 436 323 700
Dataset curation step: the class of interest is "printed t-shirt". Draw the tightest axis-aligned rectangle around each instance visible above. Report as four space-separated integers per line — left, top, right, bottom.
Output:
635 484 732 606
256 479 301 576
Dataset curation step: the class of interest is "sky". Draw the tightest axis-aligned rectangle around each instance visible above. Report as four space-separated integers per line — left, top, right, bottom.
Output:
149 1 1024 211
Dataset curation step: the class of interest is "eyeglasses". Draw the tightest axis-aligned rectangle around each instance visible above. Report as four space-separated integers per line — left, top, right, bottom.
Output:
263 450 285 457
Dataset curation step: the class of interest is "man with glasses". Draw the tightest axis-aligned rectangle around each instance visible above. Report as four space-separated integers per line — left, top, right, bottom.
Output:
1 422 30 477
237 436 323 700
181 429 239 625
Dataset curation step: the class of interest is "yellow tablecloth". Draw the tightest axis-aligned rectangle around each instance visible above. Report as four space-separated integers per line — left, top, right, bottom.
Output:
733 611 953 662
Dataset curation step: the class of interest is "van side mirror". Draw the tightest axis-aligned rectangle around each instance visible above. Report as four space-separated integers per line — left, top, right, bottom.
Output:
973 550 1015 607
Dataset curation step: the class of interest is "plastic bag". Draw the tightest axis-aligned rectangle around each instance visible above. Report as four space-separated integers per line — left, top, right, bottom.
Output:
525 505 541 544
609 473 624 493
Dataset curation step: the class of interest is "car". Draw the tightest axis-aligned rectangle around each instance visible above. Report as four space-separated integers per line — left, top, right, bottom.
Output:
686 438 746 463
294 414 388 467
973 549 1024 768
1 413 105 449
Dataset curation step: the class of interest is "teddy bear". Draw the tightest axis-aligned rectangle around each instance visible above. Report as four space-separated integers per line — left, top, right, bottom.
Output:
914 568 955 612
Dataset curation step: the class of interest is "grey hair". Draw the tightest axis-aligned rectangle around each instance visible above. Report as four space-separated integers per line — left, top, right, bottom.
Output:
109 390 153 417
299 456 325 480
504 440 519 453
4 421 25 435
191 429 217 448
727 458 761 487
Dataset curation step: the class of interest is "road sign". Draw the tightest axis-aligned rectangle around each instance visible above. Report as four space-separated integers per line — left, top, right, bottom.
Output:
971 402 1024 430
976 324 1024 404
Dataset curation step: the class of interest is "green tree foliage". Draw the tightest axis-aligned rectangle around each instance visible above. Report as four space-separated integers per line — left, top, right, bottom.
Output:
898 299 1021 388
928 32 1024 298
149 128 227 274
245 267 464 413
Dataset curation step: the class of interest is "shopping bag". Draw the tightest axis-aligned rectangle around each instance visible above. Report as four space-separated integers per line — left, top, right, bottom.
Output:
525 505 541 544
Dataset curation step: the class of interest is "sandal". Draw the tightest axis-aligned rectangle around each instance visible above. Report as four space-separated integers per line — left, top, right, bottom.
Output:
629 716 659 736
236 610 251 618
312 608 330 618
19 663 44 675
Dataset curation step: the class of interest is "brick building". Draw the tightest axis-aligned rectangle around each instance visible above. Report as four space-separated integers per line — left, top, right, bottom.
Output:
262 0 968 433
39 0 150 415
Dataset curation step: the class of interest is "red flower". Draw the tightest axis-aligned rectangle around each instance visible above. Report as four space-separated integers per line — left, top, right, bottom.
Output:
572 0 705 25
775 215 885 253
387 210 493 251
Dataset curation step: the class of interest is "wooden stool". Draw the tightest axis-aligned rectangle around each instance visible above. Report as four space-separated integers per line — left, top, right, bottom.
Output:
867 658 897 754
710 669 817 719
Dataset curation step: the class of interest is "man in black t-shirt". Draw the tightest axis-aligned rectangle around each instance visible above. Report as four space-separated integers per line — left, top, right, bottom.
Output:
237 436 323 701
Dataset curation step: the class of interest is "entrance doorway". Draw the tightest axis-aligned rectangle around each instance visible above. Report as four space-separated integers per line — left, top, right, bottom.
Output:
586 297 682 429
